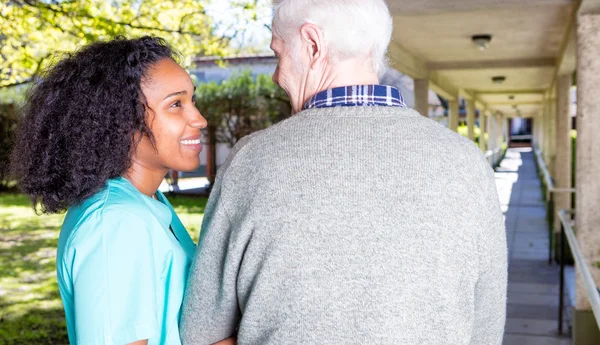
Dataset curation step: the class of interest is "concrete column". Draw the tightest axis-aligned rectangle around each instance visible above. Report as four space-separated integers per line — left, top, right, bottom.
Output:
536 109 545 151
414 78 429 117
496 115 504 165
494 114 500 148
548 94 557 176
479 110 487 152
531 114 539 147
504 116 509 143
534 112 542 150
542 95 552 169
467 101 476 141
487 113 496 152
487 113 497 165
543 96 549 162
498 115 508 147
541 98 549 154
575 12 600 313
553 74 573 236
449 100 459 132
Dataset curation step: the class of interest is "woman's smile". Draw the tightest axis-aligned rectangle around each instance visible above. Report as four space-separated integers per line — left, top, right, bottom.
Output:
180 135 202 152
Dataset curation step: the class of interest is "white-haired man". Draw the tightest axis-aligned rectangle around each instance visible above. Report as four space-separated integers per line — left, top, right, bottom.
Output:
181 0 507 344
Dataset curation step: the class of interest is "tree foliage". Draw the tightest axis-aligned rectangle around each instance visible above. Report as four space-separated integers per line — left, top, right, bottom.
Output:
195 71 291 148
0 0 259 87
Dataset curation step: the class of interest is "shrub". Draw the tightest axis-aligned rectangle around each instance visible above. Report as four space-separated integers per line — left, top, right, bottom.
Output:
0 103 19 190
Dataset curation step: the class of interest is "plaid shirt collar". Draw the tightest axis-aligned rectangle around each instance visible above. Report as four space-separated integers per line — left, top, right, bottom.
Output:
302 85 406 110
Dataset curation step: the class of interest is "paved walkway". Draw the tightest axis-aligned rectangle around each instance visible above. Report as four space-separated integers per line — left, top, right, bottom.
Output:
499 148 571 345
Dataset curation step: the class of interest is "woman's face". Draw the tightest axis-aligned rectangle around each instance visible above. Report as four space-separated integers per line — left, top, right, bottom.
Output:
135 58 207 173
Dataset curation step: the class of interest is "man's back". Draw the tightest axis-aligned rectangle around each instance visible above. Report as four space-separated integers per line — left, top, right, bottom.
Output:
181 106 507 345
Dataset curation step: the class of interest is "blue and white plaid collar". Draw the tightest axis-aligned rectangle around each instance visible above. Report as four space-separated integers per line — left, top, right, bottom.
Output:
303 85 406 110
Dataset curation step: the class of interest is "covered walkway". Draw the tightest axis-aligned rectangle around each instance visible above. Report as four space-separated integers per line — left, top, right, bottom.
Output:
384 1 600 342
498 148 571 345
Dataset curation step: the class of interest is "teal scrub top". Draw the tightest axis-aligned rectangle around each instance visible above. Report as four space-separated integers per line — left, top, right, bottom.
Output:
56 177 197 345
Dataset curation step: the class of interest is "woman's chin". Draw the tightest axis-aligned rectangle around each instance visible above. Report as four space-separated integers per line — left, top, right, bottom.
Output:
172 162 201 173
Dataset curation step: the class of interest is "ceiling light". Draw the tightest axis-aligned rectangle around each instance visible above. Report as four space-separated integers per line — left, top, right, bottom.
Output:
492 76 506 84
471 34 492 51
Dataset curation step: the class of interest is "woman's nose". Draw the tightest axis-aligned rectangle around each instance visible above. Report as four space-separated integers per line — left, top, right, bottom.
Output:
189 108 207 129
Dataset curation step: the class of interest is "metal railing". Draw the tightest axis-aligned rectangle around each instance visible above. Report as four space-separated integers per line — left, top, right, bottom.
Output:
485 148 502 167
558 209 600 335
532 147 576 263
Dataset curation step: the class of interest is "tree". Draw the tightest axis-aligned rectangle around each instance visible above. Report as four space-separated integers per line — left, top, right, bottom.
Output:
0 0 263 189
0 0 259 87
195 71 291 185
196 71 290 147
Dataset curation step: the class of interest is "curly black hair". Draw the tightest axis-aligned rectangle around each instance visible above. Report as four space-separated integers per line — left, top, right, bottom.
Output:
10 36 178 214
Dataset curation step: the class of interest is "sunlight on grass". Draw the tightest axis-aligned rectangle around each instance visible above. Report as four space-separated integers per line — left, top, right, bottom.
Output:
0 192 207 344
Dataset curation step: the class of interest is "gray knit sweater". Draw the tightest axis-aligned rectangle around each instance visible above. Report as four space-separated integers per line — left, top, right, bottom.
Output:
180 106 507 345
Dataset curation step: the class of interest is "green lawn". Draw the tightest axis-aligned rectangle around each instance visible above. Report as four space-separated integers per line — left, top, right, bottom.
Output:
0 193 207 344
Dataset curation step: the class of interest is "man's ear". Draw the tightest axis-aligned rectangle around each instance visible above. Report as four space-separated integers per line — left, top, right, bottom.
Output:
299 23 326 70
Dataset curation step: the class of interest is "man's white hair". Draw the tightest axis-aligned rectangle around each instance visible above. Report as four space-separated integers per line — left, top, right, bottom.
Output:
272 0 393 76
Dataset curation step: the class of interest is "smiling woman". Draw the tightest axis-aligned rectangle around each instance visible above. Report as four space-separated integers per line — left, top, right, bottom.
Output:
126 57 207 197
8 36 230 345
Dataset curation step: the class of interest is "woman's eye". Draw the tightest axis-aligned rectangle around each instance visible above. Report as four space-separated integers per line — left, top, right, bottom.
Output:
170 100 182 108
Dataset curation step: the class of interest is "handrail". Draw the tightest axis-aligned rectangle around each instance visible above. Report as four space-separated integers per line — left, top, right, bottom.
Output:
533 147 555 195
533 147 576 263
484 148 501 159
557 209 600 334
533 147 576 195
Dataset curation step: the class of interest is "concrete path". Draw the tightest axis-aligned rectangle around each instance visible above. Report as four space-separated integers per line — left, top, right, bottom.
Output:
498 148 571 345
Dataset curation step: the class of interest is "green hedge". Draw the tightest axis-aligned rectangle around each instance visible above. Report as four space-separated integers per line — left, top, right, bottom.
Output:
457 124 482 144
0 104 19 190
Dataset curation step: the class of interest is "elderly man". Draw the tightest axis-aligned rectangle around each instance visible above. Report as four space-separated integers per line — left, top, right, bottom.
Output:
181 0 507 344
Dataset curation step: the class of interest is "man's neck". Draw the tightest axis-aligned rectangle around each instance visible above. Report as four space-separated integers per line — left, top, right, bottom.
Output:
309 58 379 100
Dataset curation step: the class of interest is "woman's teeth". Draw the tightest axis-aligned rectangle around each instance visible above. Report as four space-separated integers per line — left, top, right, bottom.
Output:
181 139 201 145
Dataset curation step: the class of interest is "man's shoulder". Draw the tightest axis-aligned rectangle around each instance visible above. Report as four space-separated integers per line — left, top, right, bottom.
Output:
224 114 304 160
223 105 489 174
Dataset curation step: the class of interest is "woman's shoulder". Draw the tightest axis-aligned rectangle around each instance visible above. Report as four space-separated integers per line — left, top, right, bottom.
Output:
68 178 151 220
61 178 166 251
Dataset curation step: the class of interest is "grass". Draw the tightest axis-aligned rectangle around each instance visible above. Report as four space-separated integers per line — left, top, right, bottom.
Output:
0 192 208 344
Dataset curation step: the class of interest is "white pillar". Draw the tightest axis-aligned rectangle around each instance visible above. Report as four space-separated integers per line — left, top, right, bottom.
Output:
575 12 600 312
548 93 557 176
414 78 429 117
467 101 476 141
449 100 459 132
487 113 495 151
479 110 487 152
534 112 542 150
535 109 544 151
541 98 549 154
496 114 504 165
503 115 509 144
554 74 573 235
487 113 497 165
543 95 553 171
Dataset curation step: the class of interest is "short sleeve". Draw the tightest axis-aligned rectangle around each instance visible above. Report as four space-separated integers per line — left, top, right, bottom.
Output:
68 210 160 344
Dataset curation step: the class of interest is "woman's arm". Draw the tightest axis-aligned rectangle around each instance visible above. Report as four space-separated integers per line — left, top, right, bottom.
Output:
128 341 148 345
213 337 236 345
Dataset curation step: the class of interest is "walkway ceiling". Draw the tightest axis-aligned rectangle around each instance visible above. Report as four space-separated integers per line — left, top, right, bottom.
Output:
387 0 582 118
